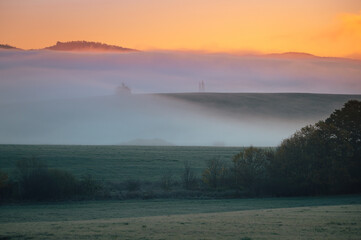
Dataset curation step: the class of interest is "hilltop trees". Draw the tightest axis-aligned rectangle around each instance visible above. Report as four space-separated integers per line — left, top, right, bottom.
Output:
45 41 135 52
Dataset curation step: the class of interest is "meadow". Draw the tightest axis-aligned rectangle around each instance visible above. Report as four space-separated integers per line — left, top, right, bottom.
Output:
1 195 360 239
1 145 361 239
0 145 242 182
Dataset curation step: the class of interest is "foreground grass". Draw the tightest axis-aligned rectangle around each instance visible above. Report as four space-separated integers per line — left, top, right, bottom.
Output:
1 195 361 239
1 204 360 240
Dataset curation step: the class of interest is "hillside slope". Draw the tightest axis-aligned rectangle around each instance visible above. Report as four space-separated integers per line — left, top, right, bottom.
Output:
159 93 361 121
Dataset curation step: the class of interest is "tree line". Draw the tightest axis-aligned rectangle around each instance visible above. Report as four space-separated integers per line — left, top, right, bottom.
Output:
201 100 361 196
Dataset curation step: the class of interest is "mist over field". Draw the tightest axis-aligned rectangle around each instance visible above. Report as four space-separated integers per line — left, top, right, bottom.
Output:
0 94 302 146
0 50 360 146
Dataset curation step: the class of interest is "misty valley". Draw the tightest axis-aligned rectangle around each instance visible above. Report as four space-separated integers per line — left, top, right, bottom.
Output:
0 48 360 239
2 0 361 236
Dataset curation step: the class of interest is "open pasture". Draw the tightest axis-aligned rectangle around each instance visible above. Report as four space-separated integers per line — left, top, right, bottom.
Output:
1 195 361 240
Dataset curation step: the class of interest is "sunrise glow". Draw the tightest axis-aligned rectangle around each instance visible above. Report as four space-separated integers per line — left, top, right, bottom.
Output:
1 0 361 57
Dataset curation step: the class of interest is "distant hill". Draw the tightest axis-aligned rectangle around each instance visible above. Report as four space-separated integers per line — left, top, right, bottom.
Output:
264 52 360 61
266 52 317 59
0 44 21 50
44 41 137 52
121 138 174 146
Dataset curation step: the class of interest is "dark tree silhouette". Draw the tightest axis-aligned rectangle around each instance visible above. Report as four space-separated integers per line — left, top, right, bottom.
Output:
271 100 361 195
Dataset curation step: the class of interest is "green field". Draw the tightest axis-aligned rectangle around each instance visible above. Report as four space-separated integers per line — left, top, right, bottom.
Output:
1 195 361 239
0 145 243 182
1 145 361 239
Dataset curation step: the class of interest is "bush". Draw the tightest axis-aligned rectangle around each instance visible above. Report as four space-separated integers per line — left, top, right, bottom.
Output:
14 157 101 201
202 158 230 189
125 179 141 192
160 171 174 191
0 169 9 201
232 147 273 195
0 169 8 189
19 167 78 200
181 160 198 190
79 174 102 197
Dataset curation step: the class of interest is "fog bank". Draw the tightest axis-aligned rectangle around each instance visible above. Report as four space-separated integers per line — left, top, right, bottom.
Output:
1 50 360 146
1 50 360 103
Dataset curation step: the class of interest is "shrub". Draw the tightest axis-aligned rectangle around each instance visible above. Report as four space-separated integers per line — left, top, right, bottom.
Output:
125 179 141 192
160 171 173 191
202 158 230 189
0 169 9 201
15 157 101 201
19 167 78 200
232 147 273 195
0 169 8 189
79 174 102 197
181 160 198 190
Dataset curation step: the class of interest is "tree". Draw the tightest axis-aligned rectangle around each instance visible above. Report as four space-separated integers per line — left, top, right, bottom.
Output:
325 100 361 191
202 158 229 189
160 170 173 191
181 160 197 190
0 169 13 201
270 100 361 195
325 100 361 146
0 170 8 189
16 157 79 200
16 156 46 182
80 174 102 196
232 147 273 195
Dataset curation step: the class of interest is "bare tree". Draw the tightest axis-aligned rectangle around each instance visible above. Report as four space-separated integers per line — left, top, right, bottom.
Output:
182 160 197 190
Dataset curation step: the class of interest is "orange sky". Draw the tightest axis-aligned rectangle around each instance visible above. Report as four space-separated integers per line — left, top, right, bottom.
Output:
1 0 361 57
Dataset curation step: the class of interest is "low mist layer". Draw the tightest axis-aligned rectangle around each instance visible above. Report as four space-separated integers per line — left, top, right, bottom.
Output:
1 93 360 146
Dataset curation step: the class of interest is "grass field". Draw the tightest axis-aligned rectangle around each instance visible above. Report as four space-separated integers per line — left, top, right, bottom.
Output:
1 195 361 239
1 145 361 239
0 145 242 182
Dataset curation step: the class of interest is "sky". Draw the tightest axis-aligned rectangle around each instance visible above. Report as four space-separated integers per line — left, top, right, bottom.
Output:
1 0 361 58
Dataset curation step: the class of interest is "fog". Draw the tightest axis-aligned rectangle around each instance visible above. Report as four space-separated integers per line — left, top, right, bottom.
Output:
0 50 360 146
1 50 361 103
0 94 308 146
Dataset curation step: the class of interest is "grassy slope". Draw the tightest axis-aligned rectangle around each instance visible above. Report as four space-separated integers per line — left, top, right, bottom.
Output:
159 93 361 121
1 196 361 239
0 145 242 182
